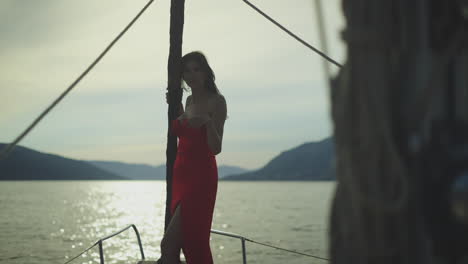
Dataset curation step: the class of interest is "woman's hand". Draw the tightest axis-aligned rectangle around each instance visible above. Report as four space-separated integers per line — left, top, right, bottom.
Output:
166 92 184 115
187 115 211 128
185 104 205 115
184 104 213 127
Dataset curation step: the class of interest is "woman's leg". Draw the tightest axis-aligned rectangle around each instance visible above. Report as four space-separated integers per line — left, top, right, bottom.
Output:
159 204 183 264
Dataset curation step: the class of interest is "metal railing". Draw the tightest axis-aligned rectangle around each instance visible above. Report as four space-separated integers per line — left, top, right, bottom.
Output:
211 229 248 264
64 224 145 264
210 229 330 263
65 225 328 264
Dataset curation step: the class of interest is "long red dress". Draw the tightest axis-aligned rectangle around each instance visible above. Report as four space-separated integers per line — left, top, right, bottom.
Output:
170 118 218 264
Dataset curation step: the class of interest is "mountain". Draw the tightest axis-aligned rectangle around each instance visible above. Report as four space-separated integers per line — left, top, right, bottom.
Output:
217 165 249 178
88 161 166 180
223 137 335 181
89 160 248 180
0 144 124 180
0 140 332 181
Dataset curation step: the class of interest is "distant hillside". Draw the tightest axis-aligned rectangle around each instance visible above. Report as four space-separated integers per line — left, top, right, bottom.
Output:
0 144 124 180
0 141 330 181
89 160 249 180
223 137 335 181
89 161 166 180
217 165 249 178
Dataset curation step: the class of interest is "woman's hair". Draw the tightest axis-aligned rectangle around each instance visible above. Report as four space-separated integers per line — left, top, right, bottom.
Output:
181 51 220 94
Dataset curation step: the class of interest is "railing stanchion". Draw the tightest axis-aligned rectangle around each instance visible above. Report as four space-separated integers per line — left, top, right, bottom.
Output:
66 225 143 264
132 224 145 260
241 238 247 264
98 240 104 264
67 226 328 264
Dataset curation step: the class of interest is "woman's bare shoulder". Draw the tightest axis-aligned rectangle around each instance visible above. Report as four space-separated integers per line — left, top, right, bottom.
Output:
211 94 227 120
210 94 226 105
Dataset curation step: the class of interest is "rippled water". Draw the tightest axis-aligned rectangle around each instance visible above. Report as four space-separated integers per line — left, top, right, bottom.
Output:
0 181 335 264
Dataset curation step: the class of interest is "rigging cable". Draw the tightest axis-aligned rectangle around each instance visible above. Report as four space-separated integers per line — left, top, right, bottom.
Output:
242 0 342 68
0 0 155 161
313 0 332 81
245 237 330 261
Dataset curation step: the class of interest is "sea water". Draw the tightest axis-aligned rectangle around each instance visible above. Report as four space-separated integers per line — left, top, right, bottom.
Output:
0 181 335 264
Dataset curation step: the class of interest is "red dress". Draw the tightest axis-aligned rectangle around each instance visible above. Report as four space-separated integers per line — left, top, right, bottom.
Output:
170 118 218 264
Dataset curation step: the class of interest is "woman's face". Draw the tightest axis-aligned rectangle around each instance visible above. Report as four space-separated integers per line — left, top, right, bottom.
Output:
183 60 206 89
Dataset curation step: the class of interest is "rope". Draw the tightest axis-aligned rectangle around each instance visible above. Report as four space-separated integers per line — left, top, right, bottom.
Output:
313 0 332 80
409 24 467 137
63 242 98 264
245 237 330 261
242 0 342 68
0 0 155 161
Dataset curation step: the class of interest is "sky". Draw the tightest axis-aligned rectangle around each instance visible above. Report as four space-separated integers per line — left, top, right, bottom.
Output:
1 0 346 170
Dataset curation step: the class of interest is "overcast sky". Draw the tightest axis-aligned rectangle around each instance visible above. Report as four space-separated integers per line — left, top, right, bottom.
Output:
1 0 346 169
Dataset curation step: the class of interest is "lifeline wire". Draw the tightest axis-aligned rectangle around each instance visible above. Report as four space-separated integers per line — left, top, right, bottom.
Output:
63 236 330 264
242 0 342 68
63 243 96 264
245 237 330 261
0 0 155 161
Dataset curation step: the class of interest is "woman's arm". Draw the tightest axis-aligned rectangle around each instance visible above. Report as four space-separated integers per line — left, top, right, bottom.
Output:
178 95 192 116
178 103 184 116
205 95 227 155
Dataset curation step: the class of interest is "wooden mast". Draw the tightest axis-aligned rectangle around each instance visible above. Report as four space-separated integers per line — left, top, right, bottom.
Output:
165 0 185 230
330 1 468 263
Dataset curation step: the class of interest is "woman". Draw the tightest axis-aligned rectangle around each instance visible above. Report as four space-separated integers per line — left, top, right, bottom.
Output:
158 51 227 264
